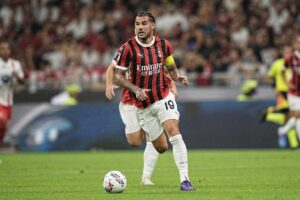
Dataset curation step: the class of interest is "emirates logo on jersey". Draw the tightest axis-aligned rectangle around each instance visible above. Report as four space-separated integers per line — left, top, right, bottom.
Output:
137 63 163 76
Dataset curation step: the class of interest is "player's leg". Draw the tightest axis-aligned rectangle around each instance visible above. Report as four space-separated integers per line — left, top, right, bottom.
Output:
290 96 300 141
158 92 194 191
119 103 143 147
141 134 160 185
126 131 144 147
0 119 7 144
119 103 161 184
162 119 193 191
137 105 168 153
0 108 8 144
278 95 300 136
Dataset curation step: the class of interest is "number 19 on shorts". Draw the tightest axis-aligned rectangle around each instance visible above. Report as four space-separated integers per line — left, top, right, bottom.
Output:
165 100 175 110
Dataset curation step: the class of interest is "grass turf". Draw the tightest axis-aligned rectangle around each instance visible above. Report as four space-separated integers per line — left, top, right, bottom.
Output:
0 150 299 200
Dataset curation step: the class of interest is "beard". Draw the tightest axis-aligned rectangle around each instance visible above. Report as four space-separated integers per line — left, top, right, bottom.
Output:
137 30 151 41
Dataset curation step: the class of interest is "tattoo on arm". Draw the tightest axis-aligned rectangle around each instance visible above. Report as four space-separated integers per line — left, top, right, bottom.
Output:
114 69 139 93
167 64 179 81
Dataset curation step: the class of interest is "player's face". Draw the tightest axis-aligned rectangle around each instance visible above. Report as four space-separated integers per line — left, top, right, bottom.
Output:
135 16 155 41
0 43 11 60
283 46 292 59
294 36 300 51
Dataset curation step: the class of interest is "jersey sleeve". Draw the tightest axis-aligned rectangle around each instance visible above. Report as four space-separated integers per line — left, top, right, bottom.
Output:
112 44 131 71
267 62 277 78
14 60 24 79
164 39 174 57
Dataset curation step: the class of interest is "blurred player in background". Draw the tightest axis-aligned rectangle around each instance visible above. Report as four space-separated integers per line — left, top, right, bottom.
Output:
278 35 300 146
236 79 257 101
261 46 298 148
113 10 194 191
0 39 25 144
50 84 81 106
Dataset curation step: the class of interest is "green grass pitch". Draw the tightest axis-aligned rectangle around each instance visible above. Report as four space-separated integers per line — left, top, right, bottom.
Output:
0 150 300 200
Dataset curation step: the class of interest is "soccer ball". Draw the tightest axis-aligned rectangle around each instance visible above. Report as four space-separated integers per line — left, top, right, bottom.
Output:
103 171 127 193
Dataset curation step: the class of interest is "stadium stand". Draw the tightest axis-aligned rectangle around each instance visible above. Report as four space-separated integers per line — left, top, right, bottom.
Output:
0 0 299 91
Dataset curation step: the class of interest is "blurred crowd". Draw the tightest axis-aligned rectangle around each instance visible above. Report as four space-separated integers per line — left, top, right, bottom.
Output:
0 0 299 92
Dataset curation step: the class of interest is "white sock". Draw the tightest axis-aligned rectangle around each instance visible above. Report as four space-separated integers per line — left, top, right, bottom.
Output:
142 142 159 180
278 117 296 135
169 134 189 183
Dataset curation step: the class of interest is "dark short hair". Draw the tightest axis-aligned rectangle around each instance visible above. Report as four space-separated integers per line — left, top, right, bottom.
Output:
136 10 156 23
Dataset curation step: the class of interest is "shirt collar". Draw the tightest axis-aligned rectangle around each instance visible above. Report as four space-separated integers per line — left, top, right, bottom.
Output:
135 36 155 47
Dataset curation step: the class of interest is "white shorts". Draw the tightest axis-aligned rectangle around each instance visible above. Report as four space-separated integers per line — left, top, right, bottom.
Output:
119 103 141 134
288 94 300 111
137 92 180 141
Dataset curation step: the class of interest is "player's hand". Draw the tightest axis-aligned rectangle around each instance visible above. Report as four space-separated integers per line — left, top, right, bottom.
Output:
178 75 189 86
105 85 119 100
135 88 150 101
12 70 19 79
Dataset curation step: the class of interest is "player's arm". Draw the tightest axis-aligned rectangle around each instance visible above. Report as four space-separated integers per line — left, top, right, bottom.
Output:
170 80 178 99
165 72 178 98
282 59 295 90
164 55 189 86
14 74 25 84
114 68 150 101
13 62 26 85
266 62 276 86
105 63 118 100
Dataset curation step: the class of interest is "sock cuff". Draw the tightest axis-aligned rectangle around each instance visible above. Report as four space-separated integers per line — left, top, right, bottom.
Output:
169 134 182 144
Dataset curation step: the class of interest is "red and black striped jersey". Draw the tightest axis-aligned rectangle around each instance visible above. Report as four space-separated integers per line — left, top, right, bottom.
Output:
113 36 173 108
284 51 300 96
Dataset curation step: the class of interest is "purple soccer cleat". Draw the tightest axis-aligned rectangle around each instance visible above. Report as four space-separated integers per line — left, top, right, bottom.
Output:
180 180 195 191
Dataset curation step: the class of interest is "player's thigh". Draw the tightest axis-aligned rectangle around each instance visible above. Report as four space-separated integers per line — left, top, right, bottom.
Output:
288 95 300 117
137 106 164 142
119 103 142 136
156 92 180 136
0 105 11 123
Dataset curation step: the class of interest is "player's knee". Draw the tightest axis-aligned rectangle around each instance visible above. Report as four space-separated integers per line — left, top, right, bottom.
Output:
155 143 168 154
165 126 179 136
127 139 142 147
163 120 179 136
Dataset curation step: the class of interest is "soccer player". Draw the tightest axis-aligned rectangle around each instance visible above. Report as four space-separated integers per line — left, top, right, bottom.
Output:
113 10 194 191
106 63 158 185
106 62 178 185
51 84 81 106
236 79 257 101
0 39 25 144
278 35 300 142
261 46 298 148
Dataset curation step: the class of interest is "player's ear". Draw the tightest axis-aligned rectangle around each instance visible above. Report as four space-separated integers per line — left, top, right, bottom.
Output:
152 23 156 31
